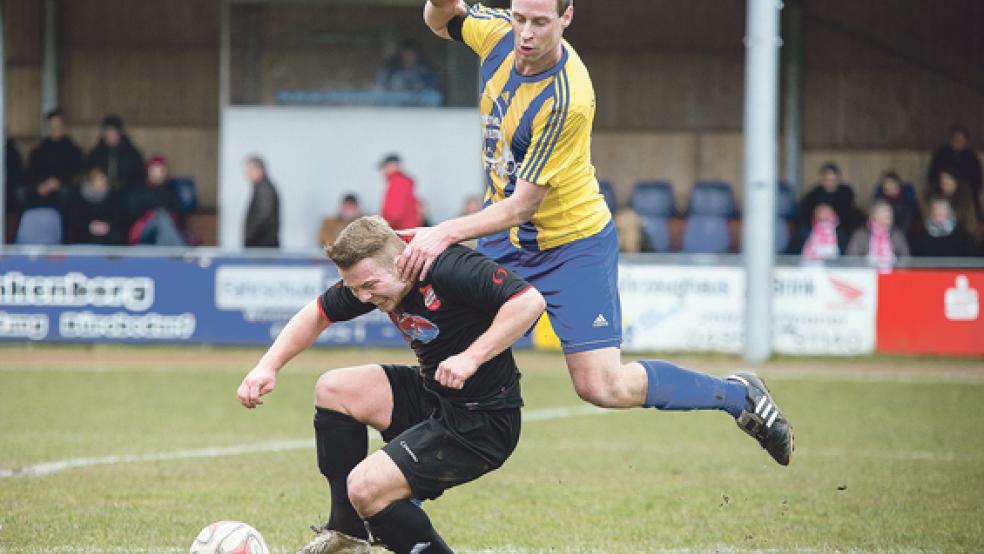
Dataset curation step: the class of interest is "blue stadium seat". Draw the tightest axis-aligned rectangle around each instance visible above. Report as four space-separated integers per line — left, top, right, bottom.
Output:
15 207 63 245
598 180 617 214
630 180 675 253
170 177 198 214
682 181 735 253
776 182 797 253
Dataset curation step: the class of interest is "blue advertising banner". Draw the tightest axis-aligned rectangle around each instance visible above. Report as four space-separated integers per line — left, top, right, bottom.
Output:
0 253 424 347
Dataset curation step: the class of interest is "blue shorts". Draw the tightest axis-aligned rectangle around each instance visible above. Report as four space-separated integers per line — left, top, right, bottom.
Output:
477 222 622 354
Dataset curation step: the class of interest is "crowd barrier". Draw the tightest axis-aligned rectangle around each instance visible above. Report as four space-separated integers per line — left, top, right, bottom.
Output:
0 247 979 356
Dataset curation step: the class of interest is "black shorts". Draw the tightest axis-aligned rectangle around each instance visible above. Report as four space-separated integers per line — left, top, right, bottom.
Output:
380 364 522 501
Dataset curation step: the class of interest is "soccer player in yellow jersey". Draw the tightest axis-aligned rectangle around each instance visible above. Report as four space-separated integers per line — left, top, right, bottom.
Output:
405 0 793 469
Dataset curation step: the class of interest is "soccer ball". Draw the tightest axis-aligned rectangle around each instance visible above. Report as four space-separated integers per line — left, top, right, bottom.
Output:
189 520 270 554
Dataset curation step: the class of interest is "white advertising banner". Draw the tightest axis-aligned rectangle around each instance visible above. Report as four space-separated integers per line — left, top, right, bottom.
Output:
772 267 877 356
618 265 877 355
619 265 745 353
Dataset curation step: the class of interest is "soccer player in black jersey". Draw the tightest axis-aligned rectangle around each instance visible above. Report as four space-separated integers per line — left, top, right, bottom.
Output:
237 216 545 554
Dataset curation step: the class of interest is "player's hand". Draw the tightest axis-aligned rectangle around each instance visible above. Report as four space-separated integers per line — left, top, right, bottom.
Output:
237 366 277 409
434 353 479 390
396 223 455 281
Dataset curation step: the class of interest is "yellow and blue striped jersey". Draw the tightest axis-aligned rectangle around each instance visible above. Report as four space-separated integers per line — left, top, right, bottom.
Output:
454 3 610 252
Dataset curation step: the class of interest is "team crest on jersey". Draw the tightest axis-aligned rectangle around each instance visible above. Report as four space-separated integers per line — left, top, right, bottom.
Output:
419 284 442 311
390 312 440 344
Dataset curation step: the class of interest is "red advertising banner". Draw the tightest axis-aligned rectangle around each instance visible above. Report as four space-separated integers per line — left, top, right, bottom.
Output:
877 269 984 356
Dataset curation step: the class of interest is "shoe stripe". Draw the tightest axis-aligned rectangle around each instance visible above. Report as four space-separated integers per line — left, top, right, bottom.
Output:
755 396 769 414
766 409 779 428
730 375 750 388
760 403 773 420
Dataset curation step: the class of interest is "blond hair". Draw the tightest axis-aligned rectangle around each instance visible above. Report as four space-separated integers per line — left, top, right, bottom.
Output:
323 215 406 269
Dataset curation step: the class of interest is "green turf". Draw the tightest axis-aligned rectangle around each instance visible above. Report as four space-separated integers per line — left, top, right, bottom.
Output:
1 347 983 552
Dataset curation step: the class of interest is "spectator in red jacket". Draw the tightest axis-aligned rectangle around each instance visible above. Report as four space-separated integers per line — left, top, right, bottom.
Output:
378 154 422 230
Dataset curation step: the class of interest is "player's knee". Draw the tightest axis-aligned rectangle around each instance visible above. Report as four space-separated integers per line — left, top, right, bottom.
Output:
571 371 623 407
314 372 346 411
346 469 376 514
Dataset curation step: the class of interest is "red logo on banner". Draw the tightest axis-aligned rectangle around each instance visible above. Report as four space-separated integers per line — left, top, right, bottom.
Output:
877 270 983 356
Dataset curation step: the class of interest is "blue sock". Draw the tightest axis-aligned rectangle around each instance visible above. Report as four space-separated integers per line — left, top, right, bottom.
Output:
640 360 746 418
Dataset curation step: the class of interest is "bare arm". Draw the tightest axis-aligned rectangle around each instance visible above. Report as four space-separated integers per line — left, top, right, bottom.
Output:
397 179 549 280
424 0 468 39
237 299 330 408
435 287 546 389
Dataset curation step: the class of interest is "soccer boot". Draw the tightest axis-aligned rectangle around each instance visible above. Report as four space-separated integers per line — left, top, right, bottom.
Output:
726 371 794 466
296 525 372 554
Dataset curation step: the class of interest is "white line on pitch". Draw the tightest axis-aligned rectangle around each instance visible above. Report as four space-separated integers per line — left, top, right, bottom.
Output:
0 405 608 479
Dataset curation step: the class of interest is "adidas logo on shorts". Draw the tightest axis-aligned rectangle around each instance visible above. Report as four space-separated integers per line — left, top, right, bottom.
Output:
592 314 609 328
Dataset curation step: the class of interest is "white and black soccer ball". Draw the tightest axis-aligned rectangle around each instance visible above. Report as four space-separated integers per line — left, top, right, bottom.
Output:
189 520 270 554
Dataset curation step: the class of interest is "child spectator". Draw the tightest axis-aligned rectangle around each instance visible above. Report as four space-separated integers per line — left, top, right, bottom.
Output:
910 197 977 257
798 203 846 262
127 155 185 246
69 167 124 245
846 200 909 272
927 169 981 245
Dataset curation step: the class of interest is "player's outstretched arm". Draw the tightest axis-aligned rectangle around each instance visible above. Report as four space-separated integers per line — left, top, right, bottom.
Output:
237 298 330 408
435 287 546 389
397 179 548 281
423 0 468 39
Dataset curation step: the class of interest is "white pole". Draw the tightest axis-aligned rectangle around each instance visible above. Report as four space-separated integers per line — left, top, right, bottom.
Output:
742 0 781 363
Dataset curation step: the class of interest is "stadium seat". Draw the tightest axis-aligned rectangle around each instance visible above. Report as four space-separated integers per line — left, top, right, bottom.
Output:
629 180 675 253
776 181 797 253
14 207 63 245
170 177 198 214
598 180 617 214
682 181 735 254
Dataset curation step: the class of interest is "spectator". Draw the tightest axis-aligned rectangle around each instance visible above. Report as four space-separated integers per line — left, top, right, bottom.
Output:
318 193 363 247
928 126 982 219
459 194 483 216
127 155 185 246
243 155 280 248
5 137 24 213
846 200 909 271
87 114 145 191
69 167 123 245
927 169 981 243
375 40 442 106
873 170 920 235
378 154 423 231
797 163 862 236
25 109 85 204
910 197 977 257
796 203 847 262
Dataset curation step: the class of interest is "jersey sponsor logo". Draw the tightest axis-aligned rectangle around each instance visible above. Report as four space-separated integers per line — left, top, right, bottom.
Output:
419 284 442 311
491 267 508 285
391 312 440 343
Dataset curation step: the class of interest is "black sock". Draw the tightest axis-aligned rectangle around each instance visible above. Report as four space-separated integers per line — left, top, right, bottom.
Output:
314 407 369 540
365 500 453 553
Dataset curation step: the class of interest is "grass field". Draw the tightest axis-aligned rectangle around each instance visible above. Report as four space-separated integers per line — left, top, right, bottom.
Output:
1 345 983 553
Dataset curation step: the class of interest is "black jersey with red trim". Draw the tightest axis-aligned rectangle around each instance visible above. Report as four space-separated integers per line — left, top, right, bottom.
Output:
318 245 532 409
